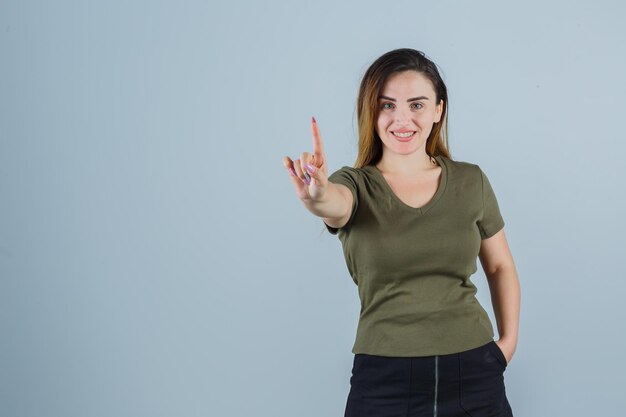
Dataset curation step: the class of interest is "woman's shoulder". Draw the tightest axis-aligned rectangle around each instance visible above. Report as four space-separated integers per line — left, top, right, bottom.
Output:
330 156 486 179
439 155 481 176
328 164 372 180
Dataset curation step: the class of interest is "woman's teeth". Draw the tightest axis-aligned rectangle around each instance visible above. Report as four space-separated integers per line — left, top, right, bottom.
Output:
393 131 415 138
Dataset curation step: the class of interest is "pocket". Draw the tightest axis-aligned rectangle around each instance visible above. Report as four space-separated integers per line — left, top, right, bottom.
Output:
489 341 508 369
459 343 507 416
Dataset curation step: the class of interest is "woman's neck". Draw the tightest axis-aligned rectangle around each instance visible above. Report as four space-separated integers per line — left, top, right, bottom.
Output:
375 152 438 177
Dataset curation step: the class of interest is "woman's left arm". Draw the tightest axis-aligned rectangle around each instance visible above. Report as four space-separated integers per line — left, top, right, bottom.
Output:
478 227 521 365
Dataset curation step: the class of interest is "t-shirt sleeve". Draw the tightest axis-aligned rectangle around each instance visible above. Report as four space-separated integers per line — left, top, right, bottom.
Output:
323 166 359 235
477 166 505 239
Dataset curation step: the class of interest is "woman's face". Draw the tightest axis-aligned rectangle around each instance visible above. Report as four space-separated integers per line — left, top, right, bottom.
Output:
376 70 444 157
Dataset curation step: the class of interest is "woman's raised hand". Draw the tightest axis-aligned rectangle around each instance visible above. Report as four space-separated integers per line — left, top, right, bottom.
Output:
282 116 329 202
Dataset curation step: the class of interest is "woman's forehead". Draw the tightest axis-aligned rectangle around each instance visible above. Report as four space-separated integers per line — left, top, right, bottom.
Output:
381 76 435 98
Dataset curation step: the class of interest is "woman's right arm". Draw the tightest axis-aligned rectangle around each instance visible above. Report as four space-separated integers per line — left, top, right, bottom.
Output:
303 182 353 229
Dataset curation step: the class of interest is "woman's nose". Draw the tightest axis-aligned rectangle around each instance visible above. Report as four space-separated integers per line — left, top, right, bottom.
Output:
395 108 412 123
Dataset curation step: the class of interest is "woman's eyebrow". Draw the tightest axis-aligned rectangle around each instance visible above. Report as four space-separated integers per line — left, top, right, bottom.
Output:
378 95 429 102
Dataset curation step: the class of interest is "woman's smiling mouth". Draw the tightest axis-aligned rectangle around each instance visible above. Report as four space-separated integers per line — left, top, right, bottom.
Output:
391 131 416 141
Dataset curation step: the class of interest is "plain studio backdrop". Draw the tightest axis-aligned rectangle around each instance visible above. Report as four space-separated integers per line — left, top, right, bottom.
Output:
1 1 625 416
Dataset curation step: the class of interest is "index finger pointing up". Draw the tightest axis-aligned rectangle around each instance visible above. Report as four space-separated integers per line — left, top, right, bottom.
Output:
311 116 325 163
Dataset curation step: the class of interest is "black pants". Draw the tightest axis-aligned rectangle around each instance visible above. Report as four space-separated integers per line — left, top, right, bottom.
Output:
345 340 513 417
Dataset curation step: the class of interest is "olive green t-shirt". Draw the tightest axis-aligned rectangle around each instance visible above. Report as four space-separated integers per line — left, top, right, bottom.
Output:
323 154 505 357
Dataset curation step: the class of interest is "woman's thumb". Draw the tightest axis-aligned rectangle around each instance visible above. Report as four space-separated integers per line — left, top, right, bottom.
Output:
304 162 322 184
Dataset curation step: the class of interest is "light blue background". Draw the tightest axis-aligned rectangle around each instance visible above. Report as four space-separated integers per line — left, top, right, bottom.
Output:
2 1 625 416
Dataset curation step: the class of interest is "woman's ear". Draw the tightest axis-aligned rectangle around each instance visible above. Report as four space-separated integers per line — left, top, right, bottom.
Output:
435 99 444 123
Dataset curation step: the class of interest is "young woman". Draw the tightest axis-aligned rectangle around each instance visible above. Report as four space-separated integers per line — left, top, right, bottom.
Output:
282 48 520 417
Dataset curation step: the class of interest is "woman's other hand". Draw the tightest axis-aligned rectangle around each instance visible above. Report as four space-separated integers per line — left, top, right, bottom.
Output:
495 338 516 365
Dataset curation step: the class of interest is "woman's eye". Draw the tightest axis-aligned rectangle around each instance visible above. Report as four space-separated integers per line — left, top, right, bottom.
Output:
381 102 423 110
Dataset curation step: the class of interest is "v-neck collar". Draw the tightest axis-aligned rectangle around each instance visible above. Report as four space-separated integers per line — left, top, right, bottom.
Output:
367 154 448 215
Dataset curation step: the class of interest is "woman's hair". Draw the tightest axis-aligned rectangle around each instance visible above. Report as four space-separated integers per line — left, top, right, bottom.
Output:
353 48 451 168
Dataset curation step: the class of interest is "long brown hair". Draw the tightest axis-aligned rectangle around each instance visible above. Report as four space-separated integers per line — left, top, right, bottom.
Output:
353 48 452 168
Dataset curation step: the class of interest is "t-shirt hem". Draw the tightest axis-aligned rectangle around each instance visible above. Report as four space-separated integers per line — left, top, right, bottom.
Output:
351 336 496 357
480 219 505 239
